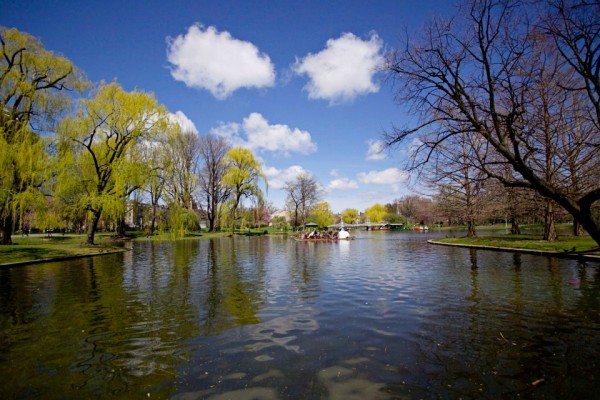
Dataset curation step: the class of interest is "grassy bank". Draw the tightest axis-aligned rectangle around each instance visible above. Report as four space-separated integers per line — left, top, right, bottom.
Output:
0 233 131 265
0 228 290 265
433 234 600 256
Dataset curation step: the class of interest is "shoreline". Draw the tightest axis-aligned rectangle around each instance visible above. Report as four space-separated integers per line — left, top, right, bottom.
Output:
0 247 131 268
428 239 600 262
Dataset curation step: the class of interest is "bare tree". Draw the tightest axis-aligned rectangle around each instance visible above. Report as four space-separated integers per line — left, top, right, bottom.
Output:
198 135 230 231
141 139 167 234
395 195 435 226
424 131 489 236
543 0 600 133
384 0 600 245
285 173 321 229
164 129 202 210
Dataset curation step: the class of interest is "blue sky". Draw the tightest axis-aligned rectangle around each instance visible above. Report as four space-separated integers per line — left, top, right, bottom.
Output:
2 0 454 213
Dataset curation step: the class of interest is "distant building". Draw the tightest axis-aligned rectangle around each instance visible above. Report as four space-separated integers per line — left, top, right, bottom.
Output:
270 210 291 223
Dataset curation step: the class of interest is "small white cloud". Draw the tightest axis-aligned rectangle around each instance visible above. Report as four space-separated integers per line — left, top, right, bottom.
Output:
169 111 198 134
357 168 408 185
264 165 310 189
210 121 243 146
211 112 317 157
293 32 384 104
366 139 386 161
330 169 340 177
166 24 275 99
327 177 359 190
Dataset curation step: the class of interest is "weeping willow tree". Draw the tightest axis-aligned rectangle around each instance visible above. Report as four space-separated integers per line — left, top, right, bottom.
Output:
111 140 149 237
56 82 168 244
0 27 88 244
167 206 200 238
221 147 267 235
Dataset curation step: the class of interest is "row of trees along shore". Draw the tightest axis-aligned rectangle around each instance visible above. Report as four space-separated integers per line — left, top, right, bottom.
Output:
282 184 591 236
2 0 600 247
1 27 267 245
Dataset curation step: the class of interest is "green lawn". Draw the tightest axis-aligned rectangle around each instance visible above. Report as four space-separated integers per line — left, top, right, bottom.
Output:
434 234 600 255
0 228 287 265
0 234 130 265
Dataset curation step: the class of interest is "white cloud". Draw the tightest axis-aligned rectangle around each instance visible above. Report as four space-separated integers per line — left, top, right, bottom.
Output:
263 165 310 189
169 110 198 134
166 24 275 99
357 168 408 185
211 112 317 156
327 177 359 190
293 32 384 104
366 139 386 160
210 121 243 146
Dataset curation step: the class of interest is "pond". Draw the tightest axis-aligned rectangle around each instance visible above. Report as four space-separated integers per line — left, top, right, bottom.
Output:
1 232 599 399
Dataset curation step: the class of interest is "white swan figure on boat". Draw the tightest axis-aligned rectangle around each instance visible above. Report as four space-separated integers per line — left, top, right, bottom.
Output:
338 217 350 239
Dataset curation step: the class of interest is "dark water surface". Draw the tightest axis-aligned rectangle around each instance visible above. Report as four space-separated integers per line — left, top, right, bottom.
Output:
1 232 599 399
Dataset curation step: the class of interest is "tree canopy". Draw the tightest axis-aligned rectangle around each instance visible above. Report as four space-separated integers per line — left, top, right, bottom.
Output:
341 208 360 224
0 27 88 244
364 203 387 224
308 201 335 227
57 82 168 244
221 147 267 234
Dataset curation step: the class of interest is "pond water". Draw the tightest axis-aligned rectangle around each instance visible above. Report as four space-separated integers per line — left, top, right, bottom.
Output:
1 232 599 399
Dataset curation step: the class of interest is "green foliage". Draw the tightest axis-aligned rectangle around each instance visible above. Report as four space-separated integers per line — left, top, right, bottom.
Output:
272 216 289 231
364 203 387 223
167 204 200 238
56 81 169 243
384 212 405 224
221 147 267 234
308 201 335 227
0 27 88 243
341 208 360 224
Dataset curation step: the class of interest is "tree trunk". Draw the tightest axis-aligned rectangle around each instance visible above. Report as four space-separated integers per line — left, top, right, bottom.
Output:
150 203 157 234
208 197 217 232
510 217 521 235
230 205 237 235
0 215 13 245
207 213 215 232
86 209 102 245
116 217 126 238
543 200 557 242
466 218 477 238
573 219 584 237
572 207 600 246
